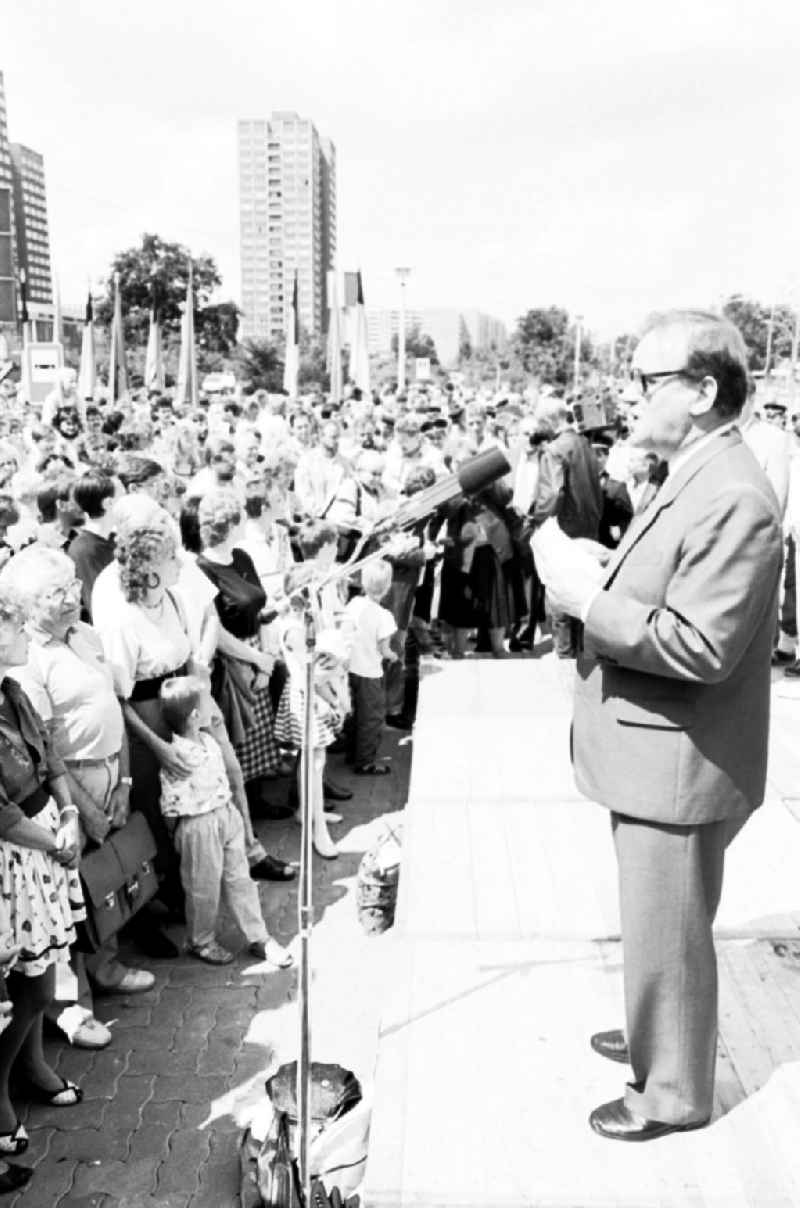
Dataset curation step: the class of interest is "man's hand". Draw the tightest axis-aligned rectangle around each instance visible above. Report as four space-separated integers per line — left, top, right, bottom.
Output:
532 518 606 620
108 784 131 830
573 538 613 566
82 804 111 846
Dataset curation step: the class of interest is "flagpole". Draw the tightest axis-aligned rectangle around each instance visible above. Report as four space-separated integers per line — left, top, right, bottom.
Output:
326 270 342 405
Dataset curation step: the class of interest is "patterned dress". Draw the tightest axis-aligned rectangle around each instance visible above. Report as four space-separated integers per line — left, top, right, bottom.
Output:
196 549 280 781
0 679 85 978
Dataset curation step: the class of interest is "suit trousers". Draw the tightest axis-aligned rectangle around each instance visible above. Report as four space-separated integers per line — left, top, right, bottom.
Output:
611 810 746 1125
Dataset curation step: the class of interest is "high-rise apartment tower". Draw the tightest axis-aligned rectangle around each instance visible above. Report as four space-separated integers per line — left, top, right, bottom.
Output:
238 111 336 342
10 142 52 305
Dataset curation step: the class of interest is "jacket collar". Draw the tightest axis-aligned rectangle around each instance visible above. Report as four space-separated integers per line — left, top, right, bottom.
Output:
603 426 741 588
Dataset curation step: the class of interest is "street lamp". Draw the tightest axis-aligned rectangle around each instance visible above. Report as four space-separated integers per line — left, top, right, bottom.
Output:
573 313 583 396
395 266 411 393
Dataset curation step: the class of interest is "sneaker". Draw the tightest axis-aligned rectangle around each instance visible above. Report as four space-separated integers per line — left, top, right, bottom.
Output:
71 1016 113 1049
188 942 234 965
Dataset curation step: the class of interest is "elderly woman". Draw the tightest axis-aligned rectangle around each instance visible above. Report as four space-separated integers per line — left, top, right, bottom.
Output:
196 492 285 809
2 547 154 1045
92 516 193 952
0 584 85 1156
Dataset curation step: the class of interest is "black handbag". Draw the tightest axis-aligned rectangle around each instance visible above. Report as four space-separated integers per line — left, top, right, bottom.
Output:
78 812 159 951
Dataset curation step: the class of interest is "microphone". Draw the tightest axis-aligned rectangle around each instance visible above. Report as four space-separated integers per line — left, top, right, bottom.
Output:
372 447 511 536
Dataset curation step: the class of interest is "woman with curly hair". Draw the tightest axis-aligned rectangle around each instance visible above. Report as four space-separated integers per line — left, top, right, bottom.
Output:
0 584 85 1166
195 491 285 814
92 517 193 941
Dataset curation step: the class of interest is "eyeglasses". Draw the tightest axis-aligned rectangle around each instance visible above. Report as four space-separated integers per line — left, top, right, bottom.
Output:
633 369 697 397
46 581 82 606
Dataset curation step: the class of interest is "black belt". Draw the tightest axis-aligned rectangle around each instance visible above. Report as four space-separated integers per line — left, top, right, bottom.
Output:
18 782 50 819
130 664 189 702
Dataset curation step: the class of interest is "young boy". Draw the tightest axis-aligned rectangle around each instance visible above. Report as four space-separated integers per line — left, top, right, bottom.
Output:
159 675 293 967
344 559 397 775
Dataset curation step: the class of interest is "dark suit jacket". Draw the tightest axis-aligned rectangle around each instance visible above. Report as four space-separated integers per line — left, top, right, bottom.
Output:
532 429 603 539
573 428 782 825
598 474 633 548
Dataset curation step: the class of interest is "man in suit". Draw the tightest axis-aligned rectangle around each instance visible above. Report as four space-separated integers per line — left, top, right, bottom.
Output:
590 433 633 548
531 398 603 657
534 310 783 1141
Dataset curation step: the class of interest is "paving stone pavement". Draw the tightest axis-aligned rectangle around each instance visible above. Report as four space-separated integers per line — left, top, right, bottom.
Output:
7 732 412 1208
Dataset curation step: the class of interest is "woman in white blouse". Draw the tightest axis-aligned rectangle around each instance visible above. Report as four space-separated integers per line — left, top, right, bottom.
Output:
92 518 193 946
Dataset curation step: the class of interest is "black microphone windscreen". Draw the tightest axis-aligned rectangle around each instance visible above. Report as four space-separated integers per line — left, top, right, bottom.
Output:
455 448 511 496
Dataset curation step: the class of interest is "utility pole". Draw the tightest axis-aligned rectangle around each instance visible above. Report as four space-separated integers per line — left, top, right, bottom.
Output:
395 267 411 393
573 314 583 395
764 300 776 382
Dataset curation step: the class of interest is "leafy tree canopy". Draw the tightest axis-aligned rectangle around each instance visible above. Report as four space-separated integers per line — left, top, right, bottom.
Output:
234 338 284 393
722 294 794 371
97 233 240 355
391 324 439 366
511 306 594 387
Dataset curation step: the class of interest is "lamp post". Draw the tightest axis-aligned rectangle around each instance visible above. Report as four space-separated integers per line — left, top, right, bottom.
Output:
573 314 583 395
395 267 411 393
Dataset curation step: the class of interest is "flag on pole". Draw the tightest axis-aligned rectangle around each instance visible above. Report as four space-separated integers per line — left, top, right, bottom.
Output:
20 293 32 403
326 269 342 405
52 275 63 345
144 305 165 395
175 263 198 408
349 270 370 397
77 290 96 401
108 271 128 402
283 271 299 397
343 272 359 308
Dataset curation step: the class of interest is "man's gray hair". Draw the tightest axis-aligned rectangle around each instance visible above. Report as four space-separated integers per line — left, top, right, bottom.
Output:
641 309 749 418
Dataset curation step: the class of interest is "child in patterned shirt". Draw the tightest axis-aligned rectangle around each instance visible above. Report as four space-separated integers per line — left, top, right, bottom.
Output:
159 675 292 968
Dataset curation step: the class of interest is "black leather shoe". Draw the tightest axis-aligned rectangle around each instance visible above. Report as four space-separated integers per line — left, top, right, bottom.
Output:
250 855 297 881
590 1029 630 1064
589 1098 708 1142
772 649 795 666
385 713 413 731
131 926 179 960
784 660 800 678
0 1163 33 1192
323 779 353 802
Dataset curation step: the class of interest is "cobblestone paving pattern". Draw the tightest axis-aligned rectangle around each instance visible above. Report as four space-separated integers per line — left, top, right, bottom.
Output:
7 731 413 1208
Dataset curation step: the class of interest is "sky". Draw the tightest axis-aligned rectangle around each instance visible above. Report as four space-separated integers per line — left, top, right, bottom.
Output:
4 0 800 339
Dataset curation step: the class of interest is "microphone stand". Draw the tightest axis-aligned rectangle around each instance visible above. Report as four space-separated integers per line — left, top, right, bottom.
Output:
296 596 315 1204
291 449 510 1201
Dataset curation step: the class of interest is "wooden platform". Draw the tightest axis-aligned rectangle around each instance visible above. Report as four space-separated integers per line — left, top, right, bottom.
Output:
363 657 800 1208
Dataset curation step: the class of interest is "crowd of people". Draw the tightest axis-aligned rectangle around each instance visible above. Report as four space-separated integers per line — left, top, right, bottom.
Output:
0 352 797 1190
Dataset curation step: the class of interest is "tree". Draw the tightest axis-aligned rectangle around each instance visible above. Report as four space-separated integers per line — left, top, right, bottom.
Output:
233 338 284 392
96 233 240 353
511 306 595 387
297 332 328 391
722 294 794 371
391 324 439 366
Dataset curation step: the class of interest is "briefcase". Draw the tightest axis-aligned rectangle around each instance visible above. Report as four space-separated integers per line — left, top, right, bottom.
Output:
78 813 159 951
